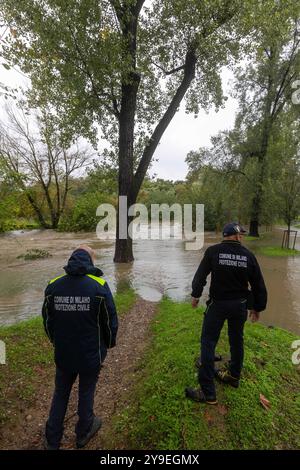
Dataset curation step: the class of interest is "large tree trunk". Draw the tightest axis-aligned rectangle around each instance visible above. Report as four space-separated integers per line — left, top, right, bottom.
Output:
287 220 291 249
114 237 134 263
112 2 140 263
113 68 140 260
113 47 198 262
249 219 259 238
249 173 264 237
248 117 272 237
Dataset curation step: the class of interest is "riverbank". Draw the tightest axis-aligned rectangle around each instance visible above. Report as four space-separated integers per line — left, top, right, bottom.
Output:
103 299 300 450
0 295 299 450
0 288 137 448
258 247 300 257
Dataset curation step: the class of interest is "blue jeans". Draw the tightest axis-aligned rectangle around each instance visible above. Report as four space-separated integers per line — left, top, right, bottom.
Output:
45 367 100 448
198 299 248 398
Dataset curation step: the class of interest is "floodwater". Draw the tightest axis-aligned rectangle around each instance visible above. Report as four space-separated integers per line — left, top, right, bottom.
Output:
0 227 300 335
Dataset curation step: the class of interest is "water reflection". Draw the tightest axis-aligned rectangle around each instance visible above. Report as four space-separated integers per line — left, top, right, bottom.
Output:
0 228 299 334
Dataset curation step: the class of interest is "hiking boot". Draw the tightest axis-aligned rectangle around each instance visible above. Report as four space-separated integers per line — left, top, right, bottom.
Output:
76 416 102 449
185 387 217 405
43 437 59 450
215 368 239 388
195 354 222 369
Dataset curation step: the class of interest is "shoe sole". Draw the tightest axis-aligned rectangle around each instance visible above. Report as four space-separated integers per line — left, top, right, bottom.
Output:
185 392 218 405
189 398 218 405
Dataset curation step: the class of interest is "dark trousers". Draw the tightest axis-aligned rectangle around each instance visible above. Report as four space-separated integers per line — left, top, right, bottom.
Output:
198 299 248 398
45 366 100 448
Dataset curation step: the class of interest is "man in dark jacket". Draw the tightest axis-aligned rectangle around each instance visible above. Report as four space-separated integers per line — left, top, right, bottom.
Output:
185 222 267 405
42 245 118 449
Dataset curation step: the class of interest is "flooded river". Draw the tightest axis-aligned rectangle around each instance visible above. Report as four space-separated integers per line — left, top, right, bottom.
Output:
0 228 300 335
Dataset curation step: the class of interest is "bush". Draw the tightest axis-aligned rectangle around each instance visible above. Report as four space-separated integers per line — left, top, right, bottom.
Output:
58 191 116 232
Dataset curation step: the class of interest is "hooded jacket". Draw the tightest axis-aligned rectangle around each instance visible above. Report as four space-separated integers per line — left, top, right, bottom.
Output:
192 240 267 312
42 249 118 373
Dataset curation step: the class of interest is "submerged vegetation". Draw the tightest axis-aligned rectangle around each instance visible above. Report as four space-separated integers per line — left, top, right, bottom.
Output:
17 249 52 261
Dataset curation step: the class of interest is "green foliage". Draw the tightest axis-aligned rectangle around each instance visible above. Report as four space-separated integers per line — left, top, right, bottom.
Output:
0 0 245 144
59 191 116 232
104 298 300 450
0 218 40 232
0 177 39 232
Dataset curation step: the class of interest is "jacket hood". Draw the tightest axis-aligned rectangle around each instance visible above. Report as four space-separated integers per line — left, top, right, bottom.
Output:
64 249 103 277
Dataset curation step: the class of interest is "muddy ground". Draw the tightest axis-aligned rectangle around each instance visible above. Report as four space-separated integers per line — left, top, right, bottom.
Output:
1 298 157 450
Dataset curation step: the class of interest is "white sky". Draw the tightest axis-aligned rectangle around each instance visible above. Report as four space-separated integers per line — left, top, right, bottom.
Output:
0 64 238 181
150 68 238 180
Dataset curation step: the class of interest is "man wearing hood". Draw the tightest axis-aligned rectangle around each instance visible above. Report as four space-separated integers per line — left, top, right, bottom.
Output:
42 245 118 450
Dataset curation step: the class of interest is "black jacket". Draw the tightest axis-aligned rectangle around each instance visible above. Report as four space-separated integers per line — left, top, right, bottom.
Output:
42 249 118 373
192 240 267 312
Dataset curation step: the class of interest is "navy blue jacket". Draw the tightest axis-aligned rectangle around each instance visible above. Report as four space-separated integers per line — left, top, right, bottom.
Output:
192 240 267 312
42 249 118 373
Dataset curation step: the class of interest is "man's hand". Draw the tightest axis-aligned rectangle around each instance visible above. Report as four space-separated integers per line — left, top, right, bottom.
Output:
249 310 260 322
191 297 200 309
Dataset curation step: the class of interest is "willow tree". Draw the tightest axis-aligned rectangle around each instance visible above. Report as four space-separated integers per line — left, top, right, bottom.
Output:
0 0 278 260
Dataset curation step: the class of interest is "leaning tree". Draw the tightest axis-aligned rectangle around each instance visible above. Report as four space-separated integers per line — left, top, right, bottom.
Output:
0 0 288 260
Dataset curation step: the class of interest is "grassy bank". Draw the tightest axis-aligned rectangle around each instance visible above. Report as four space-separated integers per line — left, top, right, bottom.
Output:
0 288 136 428
104 299 300 450
258 246 300 257
0 218 40 233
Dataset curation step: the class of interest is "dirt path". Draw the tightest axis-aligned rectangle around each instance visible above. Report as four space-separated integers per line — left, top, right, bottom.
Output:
1 298 157 450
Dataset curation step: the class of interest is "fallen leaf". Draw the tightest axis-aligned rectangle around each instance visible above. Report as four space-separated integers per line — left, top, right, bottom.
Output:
204 410 214 425
217 404 229 416
259 393 271 410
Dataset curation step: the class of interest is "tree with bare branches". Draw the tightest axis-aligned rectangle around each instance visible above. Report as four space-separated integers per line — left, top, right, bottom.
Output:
0 105 93 228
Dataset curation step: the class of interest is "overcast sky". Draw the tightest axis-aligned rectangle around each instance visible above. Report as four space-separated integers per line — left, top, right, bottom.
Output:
150 67 239 180
1 64 238 181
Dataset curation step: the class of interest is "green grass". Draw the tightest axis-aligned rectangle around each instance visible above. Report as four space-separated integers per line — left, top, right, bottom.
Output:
0 316 52 427
258 246 300 257
115 288 136 316
0 218 40 233
104 299 300 450
244 232 274 242
0 288 136 428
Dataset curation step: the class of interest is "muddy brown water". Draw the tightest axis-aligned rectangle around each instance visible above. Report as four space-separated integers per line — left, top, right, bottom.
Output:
0 227 300 335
